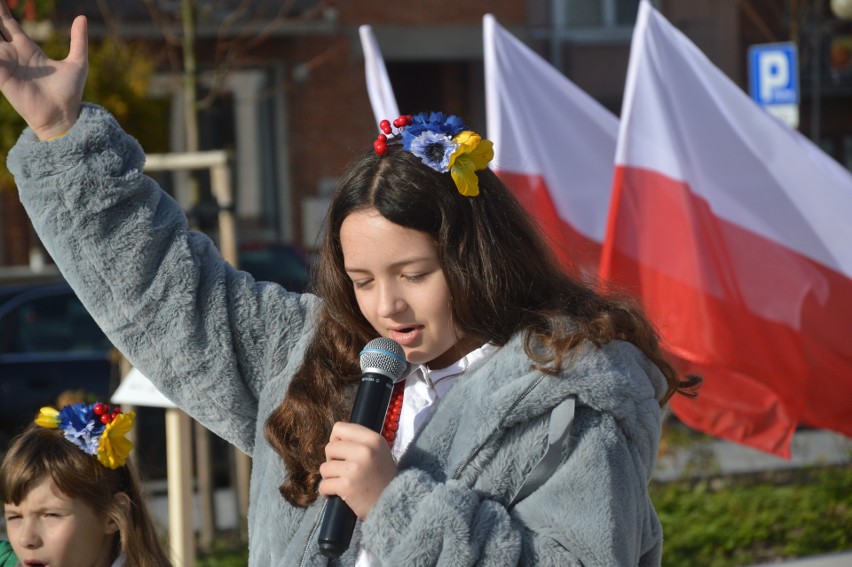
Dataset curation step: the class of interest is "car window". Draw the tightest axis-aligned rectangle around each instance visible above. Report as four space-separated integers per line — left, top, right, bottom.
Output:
239 245 310 292
0 293 112 354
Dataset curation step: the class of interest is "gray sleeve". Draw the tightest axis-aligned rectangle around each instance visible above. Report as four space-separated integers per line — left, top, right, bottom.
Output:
361 408 662 566
360 468 525 566
8 104 318 454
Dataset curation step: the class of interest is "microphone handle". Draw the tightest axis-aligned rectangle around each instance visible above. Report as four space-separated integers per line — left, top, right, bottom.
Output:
317 371 395 558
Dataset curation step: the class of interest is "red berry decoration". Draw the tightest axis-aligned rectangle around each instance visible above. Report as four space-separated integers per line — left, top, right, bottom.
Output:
93 403 107 415
381 381 405 446
100 414 112 425
374 139 387 155
393 116 406 128
377 133 387 142
379 120 392 134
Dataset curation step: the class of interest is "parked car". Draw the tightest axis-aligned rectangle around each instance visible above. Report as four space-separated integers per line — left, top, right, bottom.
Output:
0 282 118 449
0 241 310 473
237 240 313 292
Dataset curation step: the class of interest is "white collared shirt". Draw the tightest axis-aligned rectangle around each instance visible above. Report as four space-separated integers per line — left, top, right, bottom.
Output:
391 342 499 461
355 343 499 567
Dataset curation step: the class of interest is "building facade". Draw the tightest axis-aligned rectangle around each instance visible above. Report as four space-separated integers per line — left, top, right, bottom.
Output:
1 0 850 268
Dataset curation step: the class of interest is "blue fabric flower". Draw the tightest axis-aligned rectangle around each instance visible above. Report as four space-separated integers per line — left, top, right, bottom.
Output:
409 131 458 173
58 403 104 455
62 423 100 455
401 112 466 150
58 403 95 431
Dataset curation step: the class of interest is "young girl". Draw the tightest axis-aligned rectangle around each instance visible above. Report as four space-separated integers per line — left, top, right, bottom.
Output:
1 5 698 565
1 403 172 567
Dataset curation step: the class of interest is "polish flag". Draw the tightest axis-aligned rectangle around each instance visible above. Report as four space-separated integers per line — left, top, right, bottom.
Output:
601 0 852 456
483 14 619 277
359 24 400 128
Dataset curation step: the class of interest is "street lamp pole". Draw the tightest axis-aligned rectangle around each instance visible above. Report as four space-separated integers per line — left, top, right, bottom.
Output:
810 0 824 144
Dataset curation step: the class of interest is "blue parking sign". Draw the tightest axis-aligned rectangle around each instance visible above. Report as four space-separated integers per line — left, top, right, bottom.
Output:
748 42 799 106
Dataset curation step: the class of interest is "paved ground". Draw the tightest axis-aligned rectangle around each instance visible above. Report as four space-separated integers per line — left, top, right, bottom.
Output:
655 429 852 481
748 551 852 566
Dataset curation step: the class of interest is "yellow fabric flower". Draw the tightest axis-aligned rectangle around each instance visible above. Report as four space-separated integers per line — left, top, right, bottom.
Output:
35 407 60 428
448 131 494 197
97 411 136 469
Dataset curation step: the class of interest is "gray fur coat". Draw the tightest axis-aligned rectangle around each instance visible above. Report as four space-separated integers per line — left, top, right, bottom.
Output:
10 105 668 566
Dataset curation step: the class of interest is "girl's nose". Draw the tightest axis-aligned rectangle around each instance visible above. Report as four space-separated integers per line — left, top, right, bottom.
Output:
17 520 42 549
377 283 405 318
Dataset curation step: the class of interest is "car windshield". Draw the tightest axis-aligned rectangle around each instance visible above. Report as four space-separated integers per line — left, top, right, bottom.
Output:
0 293 113 354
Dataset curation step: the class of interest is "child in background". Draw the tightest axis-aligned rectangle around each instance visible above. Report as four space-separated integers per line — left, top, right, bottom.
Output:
1 402 172 567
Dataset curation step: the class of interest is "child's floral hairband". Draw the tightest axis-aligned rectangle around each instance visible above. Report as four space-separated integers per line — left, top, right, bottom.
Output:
373 111 494 197
35 402 135 470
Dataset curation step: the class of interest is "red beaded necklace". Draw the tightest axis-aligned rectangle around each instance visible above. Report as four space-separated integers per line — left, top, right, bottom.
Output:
381 381 405 446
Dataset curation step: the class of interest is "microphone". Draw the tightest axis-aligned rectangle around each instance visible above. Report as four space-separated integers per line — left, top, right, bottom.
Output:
317 337 407 558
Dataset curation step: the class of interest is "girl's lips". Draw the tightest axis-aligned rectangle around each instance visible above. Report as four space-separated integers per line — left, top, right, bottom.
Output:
389 326 422 346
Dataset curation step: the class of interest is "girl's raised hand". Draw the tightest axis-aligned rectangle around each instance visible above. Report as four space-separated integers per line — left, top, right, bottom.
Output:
319 422 398 520
0 2 88 140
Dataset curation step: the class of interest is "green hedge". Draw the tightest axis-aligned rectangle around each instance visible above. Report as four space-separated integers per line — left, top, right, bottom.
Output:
197 537 250 567
652 465 852 566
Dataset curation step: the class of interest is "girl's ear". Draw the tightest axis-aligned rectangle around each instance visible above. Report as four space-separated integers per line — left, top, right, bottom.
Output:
105 492 131 534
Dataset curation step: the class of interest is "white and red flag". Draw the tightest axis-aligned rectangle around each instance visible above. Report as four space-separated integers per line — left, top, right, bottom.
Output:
359 24 400 128
483 14 619 277
601 0 852 456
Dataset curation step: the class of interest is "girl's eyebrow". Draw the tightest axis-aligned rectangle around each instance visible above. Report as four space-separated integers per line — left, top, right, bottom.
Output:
345 257 434 273
10 504 71 513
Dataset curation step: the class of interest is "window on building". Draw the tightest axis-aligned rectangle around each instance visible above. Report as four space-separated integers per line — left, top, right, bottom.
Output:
561 0 640 29
528 0 653 74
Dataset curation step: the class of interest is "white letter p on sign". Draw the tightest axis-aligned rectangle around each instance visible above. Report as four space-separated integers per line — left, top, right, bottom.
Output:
759 52 789 102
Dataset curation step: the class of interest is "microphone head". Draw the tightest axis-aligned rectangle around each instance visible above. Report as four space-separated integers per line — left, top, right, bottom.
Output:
359 337 407 379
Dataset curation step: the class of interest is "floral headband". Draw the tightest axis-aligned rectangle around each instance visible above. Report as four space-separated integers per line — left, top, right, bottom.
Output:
373 112 494 197
35 402 136 470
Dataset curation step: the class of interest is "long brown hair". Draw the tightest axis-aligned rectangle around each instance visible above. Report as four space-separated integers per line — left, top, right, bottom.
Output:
1 424 173 566
265 136 700 507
